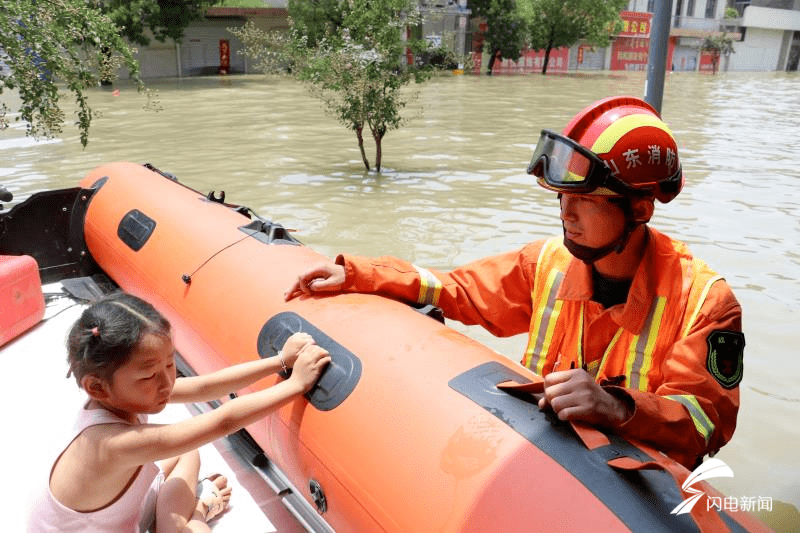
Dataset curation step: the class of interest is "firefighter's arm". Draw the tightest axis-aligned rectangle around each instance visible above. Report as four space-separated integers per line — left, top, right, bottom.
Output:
335 243 541 337
606 281 743 468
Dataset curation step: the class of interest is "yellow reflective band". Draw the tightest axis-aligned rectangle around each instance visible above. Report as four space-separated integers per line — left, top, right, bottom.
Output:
627 296 667 392
596 328 623 378
591 114 675 154
537 300 564 375
665 394 715 442
524 268 563 373
683 275 723 337
413 264 442 306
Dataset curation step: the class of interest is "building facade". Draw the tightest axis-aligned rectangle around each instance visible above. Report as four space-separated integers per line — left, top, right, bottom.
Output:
127 1 799 78
477 0 800 74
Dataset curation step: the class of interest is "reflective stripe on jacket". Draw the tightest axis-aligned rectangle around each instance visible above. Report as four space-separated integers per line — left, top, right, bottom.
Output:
337 227 742 468
524 234 724 454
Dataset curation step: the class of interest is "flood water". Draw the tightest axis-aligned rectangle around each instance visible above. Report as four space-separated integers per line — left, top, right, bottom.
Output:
2 71 799 527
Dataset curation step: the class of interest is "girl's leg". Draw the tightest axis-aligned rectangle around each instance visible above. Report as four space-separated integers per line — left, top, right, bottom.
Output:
154 450 212 533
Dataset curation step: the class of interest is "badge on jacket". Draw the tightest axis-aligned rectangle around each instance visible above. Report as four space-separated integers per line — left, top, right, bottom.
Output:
706 330 745 389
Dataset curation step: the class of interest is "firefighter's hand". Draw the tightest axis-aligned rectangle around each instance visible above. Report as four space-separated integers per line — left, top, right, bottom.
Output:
538 369 632 427
285 261 346 300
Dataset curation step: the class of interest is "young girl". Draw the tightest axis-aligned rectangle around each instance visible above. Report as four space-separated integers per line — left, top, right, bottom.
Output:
27 292 330 533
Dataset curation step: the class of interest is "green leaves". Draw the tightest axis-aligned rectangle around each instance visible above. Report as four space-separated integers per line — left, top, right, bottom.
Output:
515 0 627 73
1 0 143 146
288 0 432 171
96 0 216 46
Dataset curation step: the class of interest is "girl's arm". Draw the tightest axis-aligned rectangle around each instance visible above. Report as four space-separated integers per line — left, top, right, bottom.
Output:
102 343 330 468
170 332 315 403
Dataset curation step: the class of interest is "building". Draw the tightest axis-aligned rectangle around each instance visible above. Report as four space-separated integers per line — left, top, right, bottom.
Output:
128 0 799 77
476 0 800 74
664 0 800 71
125 0 473 78
726 1 800 70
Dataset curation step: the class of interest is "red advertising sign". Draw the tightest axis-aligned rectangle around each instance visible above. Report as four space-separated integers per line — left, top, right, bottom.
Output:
617 10 652 38
610 12 654 71
611 37 650 71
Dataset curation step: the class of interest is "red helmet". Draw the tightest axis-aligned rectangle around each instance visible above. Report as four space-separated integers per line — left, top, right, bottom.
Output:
529 96 683 203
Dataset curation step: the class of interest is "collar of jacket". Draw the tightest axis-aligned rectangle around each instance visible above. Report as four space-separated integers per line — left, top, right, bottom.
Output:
554 227 678 335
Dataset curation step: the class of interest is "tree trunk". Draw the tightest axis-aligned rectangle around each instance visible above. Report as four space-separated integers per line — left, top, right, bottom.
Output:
355 125 371 171
487 48 501 75
542 38 556 75
371 125 385 172
541 29 555 75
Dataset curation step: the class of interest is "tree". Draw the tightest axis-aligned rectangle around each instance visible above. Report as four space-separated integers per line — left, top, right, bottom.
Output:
518 0 627 74
92 0 217 84
289 0 434 172
228 21 294 75
699 33 735 74
1 0 143 146
469 0 526 75
93 0 218 47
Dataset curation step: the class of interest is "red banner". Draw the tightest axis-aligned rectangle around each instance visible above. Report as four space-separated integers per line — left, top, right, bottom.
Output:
476 48 570 75
610 37 650 71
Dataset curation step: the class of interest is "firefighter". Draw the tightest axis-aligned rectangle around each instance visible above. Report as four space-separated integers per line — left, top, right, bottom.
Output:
285 96 744 469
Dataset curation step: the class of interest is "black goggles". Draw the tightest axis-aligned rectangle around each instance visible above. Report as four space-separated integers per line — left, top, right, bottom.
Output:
527 129 644 197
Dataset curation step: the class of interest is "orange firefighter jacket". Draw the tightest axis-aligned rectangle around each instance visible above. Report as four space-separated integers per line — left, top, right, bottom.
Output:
336 227 743 469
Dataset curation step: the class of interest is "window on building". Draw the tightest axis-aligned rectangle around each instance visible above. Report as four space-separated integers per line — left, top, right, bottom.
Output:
705 0 718 18
732 1 750 17
674 0 684 26
687 0 695 17
647 0 655 12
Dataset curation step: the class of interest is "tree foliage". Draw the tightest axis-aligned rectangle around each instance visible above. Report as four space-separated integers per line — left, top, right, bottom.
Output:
228 20 294 75
287 0 345 49
518 0 627 74
92 0 217 46
289 0 435 172
469 0 526 74
1 0 143 146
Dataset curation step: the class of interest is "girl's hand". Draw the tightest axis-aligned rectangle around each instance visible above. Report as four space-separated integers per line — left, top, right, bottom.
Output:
281 332 315 368
289 344 331 392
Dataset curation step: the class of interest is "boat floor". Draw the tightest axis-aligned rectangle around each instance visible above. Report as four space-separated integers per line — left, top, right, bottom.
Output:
5 285 306 532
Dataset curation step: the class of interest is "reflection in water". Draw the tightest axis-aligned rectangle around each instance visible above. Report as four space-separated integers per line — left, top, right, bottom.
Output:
2 71 799 526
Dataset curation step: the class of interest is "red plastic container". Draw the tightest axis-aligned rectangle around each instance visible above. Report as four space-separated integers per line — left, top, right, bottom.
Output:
0 255 45 346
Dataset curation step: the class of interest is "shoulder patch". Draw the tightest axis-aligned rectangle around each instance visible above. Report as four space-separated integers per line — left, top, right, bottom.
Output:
706 330 745 389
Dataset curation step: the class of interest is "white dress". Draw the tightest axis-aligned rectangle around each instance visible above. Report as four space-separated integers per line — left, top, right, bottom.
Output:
26 406 163 533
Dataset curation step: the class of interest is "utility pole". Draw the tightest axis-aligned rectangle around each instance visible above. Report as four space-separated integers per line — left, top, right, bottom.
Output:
643 0 674 114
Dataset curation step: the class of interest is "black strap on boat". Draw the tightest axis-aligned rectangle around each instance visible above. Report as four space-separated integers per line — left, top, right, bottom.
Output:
448 362 748 533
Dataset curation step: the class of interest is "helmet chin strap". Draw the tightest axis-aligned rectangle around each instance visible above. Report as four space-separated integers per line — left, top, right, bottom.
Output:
563 219 639 265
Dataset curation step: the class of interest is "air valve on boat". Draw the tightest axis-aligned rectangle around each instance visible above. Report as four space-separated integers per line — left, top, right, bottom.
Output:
309 479 327 514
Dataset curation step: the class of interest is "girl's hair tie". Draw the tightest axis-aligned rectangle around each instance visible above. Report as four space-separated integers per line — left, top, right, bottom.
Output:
90 327 100 337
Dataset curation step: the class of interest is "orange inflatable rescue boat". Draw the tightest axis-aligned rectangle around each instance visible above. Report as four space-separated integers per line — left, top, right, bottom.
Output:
0 162 771 532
